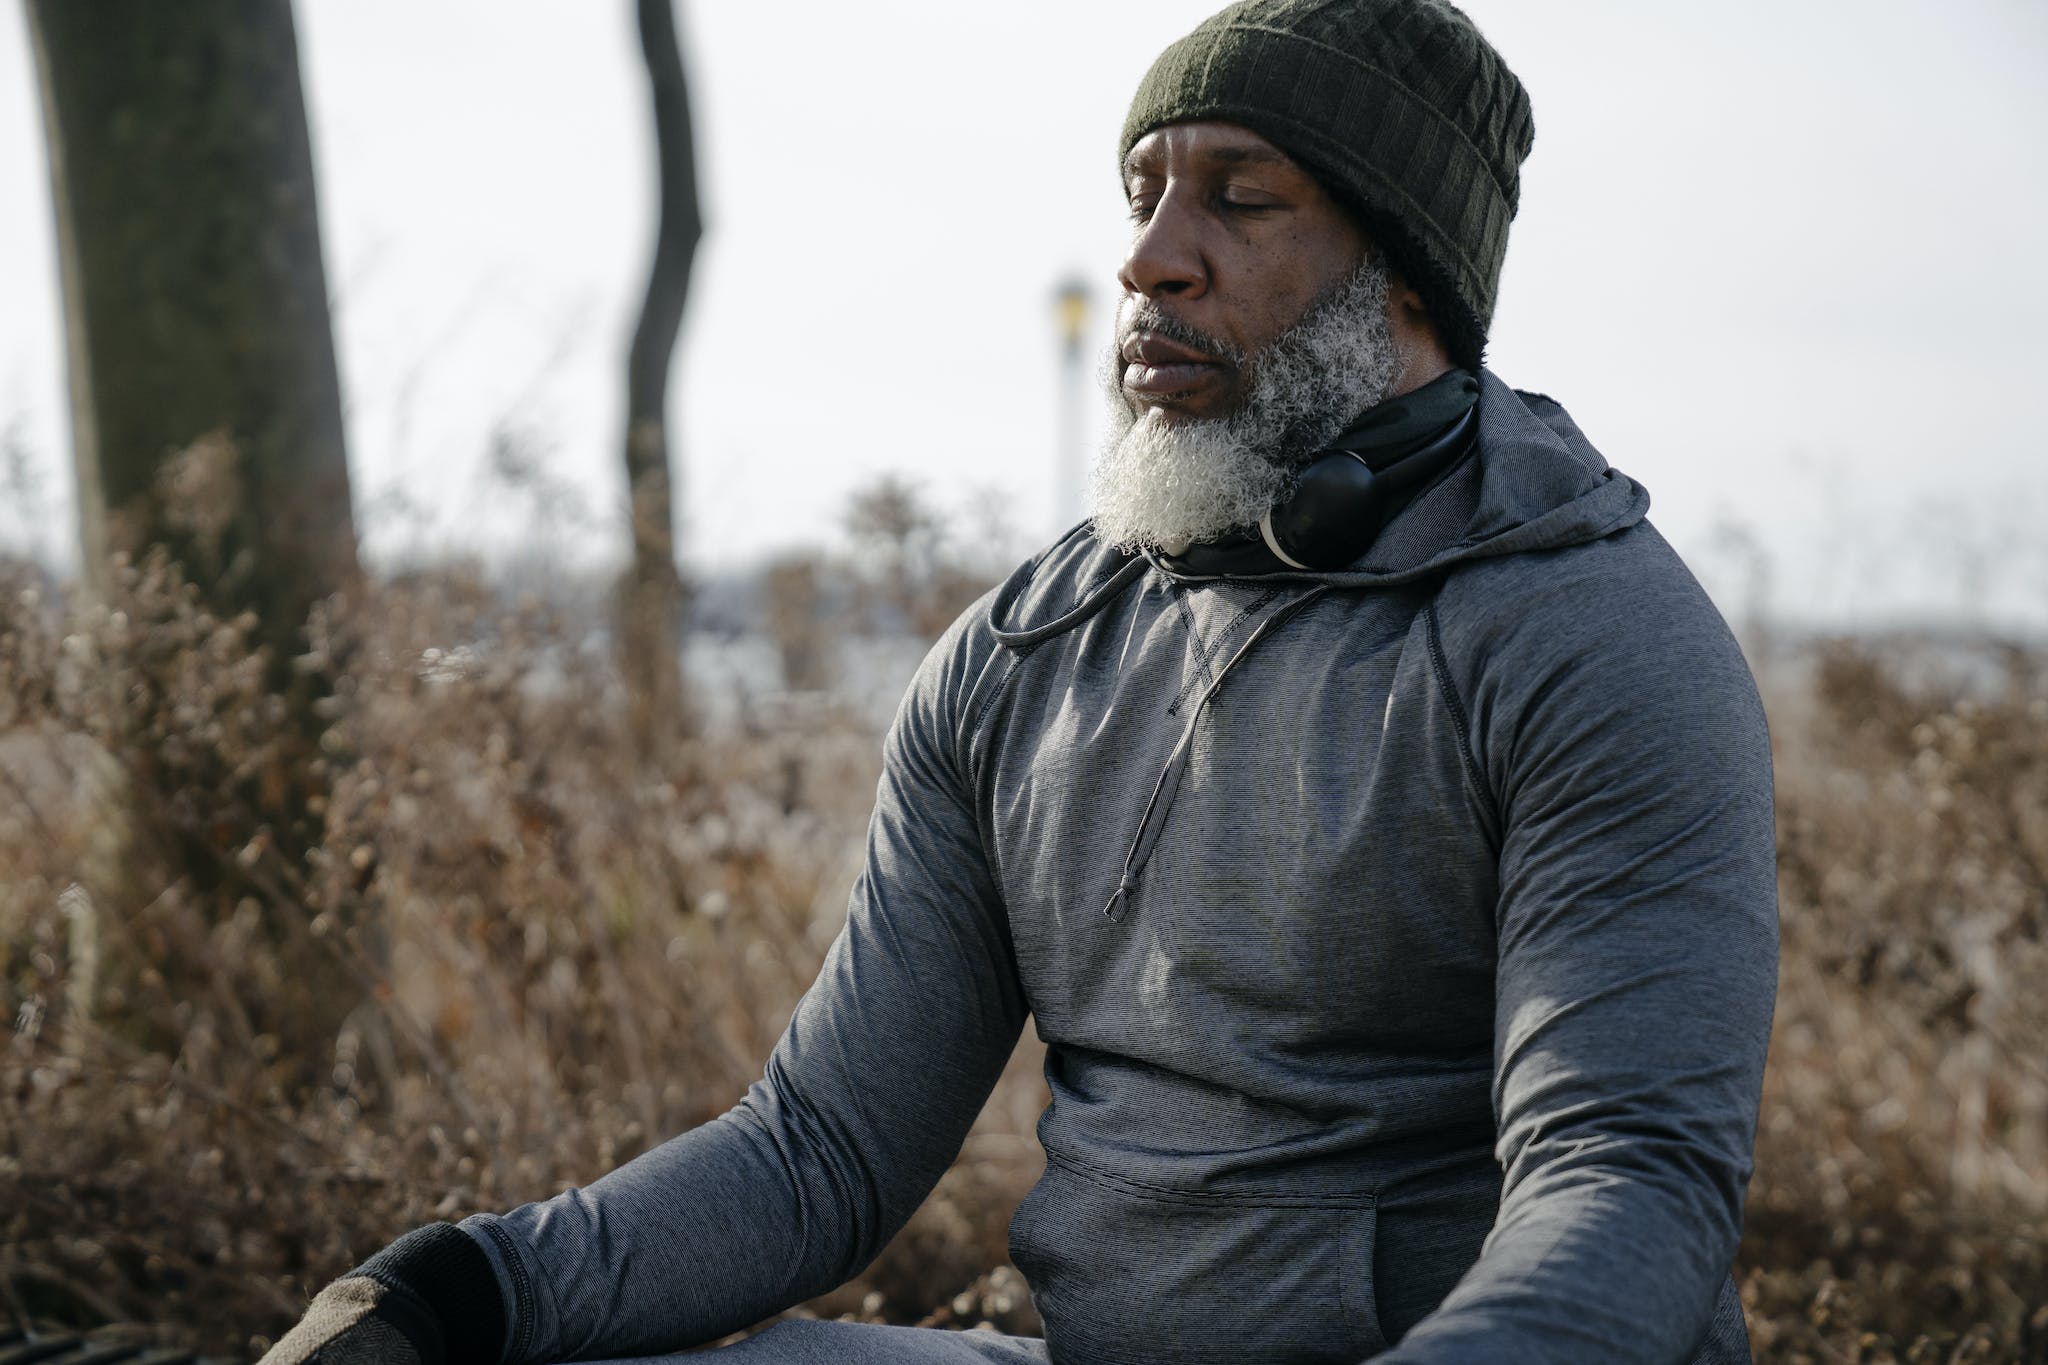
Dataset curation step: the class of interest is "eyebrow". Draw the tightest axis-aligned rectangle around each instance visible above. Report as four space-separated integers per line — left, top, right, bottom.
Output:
1123 143 1296 181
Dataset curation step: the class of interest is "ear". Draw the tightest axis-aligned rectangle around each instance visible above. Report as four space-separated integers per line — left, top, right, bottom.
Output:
1384 266 1455 393
1388 270 1434 332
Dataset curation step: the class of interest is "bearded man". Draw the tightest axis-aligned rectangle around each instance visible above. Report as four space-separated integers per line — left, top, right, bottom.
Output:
263 2 1777 1362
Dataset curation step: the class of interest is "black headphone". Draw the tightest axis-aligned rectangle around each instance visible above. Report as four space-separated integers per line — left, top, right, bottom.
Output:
1255 404 1475 570
1161 372 1479 576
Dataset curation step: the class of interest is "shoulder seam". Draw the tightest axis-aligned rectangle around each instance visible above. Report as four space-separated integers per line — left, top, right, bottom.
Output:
958 640 1033 900
1423 598 1501 833
965 640 1035 782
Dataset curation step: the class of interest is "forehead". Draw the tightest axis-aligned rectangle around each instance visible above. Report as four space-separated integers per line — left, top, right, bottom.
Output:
1122 121 1309 181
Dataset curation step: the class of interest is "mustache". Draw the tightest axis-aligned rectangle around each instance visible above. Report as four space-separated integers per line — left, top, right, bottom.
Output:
1115 303 1245 367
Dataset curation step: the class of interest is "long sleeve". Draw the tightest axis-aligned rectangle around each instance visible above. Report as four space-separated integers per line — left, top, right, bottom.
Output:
462 624 1029 1365
1384 531 1778 1363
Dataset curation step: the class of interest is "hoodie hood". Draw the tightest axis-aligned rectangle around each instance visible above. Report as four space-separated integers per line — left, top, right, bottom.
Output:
988 369 1650 646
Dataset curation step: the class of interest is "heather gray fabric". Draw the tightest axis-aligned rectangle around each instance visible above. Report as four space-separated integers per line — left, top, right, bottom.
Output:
464 370 1777 1364
590 1321 1053 1363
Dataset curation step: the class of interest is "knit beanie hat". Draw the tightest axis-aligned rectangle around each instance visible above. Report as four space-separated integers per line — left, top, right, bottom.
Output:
1120 0 1534 371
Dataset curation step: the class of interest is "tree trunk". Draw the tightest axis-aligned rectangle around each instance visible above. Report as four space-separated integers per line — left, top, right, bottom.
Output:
25 0 363 1073
620 0 701 746
26 0 359 638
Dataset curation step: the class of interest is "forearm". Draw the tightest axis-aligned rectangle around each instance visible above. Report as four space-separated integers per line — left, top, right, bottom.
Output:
1376 1146 1745 1362
462 1088 860 1365
466 953 1022 1362
261 1103 866 1365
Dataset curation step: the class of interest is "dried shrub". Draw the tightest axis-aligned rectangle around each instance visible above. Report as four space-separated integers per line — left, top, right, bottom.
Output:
1741 640 2048 1363
5 547 2045 1361
0 556 1043 1357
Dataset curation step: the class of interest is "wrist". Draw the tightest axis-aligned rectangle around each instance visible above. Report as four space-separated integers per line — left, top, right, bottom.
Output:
353 1223 508 1365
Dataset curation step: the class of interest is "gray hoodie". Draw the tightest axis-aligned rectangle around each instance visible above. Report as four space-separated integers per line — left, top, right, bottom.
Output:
460 372 1778 1364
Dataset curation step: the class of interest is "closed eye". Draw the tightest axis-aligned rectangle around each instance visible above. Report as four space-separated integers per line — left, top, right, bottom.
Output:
1219 189 1283 214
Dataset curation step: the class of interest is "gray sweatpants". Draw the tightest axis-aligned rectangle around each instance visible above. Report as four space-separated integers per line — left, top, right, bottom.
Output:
587 1322 1051 1363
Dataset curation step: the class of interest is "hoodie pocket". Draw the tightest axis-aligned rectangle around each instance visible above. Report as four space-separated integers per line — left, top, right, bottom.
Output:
1008 1151 1385 1365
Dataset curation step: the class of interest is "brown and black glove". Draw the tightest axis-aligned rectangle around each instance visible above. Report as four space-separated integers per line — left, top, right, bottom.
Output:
260 1223 507 1365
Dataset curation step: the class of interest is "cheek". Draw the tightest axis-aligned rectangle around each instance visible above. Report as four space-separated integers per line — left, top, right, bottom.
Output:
1241 249 1365 346
1232 280 1321 352
1212 213 1366 352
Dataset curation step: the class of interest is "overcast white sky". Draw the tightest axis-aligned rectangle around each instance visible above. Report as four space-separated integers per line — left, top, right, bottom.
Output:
1 0 2044 627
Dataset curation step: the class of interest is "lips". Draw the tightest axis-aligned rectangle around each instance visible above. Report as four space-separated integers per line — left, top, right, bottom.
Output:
1121 330 1228 399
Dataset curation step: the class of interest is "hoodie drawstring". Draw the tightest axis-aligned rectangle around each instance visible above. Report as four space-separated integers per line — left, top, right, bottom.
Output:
1103 585 1333 923
987 553 1149 650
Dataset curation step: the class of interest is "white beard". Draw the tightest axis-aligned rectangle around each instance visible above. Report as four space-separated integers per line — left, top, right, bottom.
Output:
1089 259 1402 554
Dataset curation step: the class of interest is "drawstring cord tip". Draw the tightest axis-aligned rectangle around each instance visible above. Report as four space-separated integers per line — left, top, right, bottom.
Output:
1103 874 1138 923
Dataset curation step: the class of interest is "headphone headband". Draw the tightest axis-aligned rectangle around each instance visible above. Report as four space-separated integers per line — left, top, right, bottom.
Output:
1162 372 1480 577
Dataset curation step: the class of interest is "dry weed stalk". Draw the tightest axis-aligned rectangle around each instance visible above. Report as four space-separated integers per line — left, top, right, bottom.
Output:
0 556 1042 1357
1743 641 2048 1363
3 552 2044 1360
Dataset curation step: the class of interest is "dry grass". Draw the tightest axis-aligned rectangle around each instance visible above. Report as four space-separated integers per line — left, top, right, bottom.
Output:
1740 640 2048 1362
1 555 2043 1360
0 552 1042 1356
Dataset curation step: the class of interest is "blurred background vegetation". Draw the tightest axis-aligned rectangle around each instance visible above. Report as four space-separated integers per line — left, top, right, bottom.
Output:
0 2 2043 1363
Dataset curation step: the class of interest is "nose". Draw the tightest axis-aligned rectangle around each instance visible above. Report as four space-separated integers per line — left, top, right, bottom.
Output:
1117 190 1207 301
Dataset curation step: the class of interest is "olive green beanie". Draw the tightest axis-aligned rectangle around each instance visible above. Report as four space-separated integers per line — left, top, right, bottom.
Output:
1120 0 1534 371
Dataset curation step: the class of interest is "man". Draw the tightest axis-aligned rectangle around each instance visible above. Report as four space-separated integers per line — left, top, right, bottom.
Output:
264 1 1777 1361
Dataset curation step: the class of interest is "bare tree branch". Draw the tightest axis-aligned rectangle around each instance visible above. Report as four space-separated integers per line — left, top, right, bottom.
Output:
619 0 702 743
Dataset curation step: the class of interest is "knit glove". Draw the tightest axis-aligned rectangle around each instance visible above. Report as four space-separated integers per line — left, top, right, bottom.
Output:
260 1223 506 1365
258 1275 435 1364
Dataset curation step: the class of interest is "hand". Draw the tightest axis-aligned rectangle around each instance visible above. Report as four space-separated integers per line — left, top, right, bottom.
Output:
259 1275 441 1365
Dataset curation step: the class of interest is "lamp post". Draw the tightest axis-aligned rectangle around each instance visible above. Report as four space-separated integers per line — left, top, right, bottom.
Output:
1053 275 1093 532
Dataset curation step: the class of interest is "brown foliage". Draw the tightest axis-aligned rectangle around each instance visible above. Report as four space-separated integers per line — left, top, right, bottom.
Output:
2 558 2044 1359
1742 641 2048 1362
0 557 1042 1356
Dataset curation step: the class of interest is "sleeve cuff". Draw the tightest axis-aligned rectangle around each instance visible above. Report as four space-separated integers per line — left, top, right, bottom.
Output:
354 1221 510 1365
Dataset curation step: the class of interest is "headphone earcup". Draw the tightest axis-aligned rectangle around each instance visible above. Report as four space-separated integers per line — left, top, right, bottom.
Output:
1259 453 1387 571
